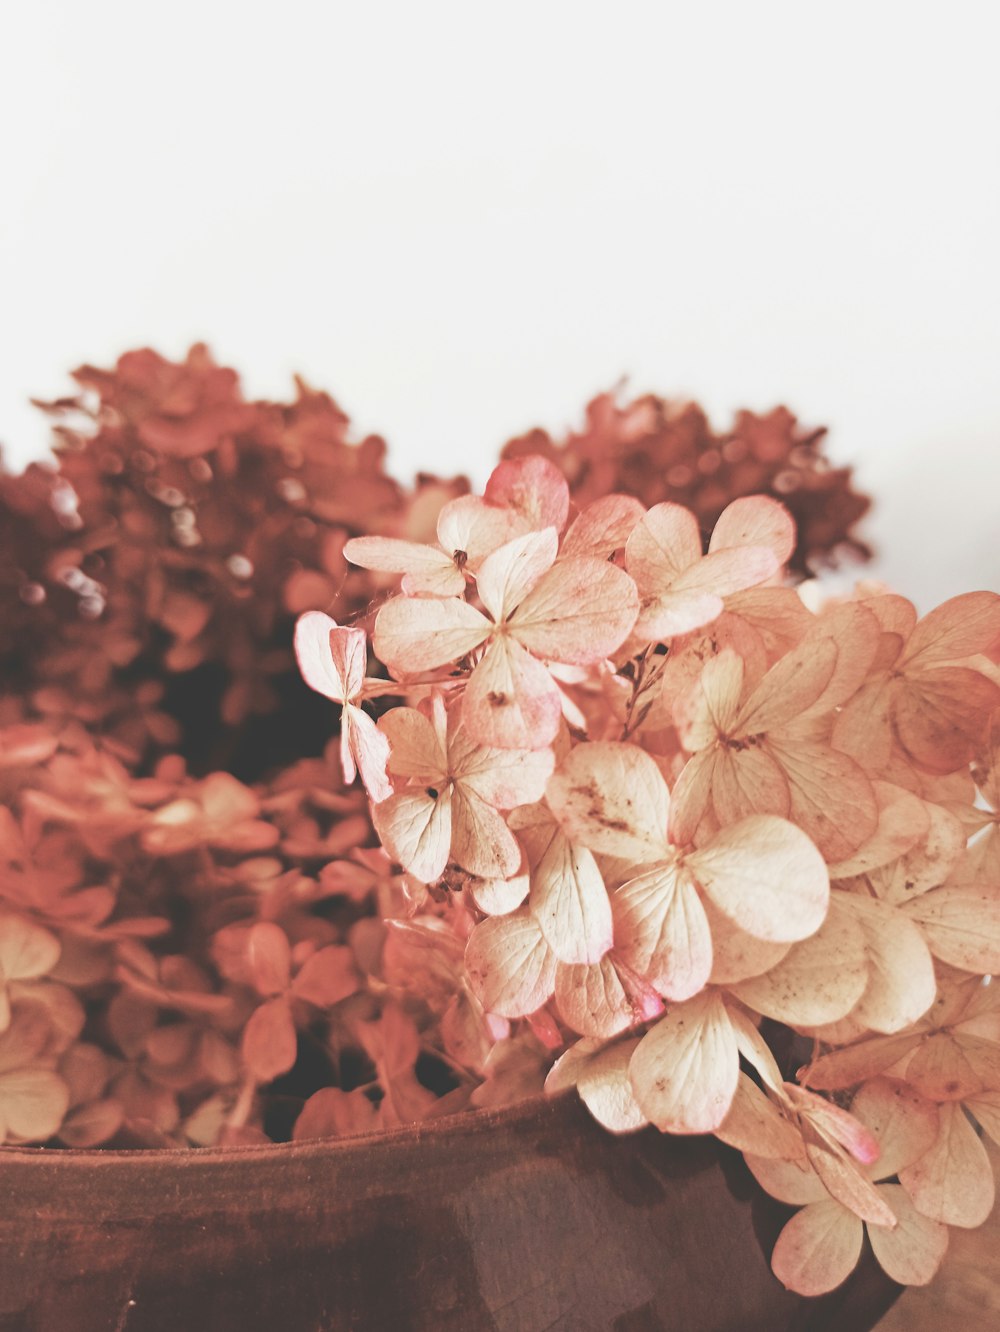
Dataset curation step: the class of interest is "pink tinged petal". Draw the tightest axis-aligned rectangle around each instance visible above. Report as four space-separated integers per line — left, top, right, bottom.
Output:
670 545 780 601
730 895 868 1027
966 1090 1000 1146
241 997 297 1082
378 707 448 782
531 833 612 965
868 1184 949 1286
674 650 745 752
685 814 829 944
462 638 563 750
901 886 1000 973
839 896 937 1035
803 1033 924 1093
745 1151 828 1205
894 667 1000 774
545 1037 649 1133
625 502 702 590
450 787 523 880
291 946 358 1007
0 914 61 983
475 528 558 623
801 604 882 713
726 1003 785 1093
634 589 727 642
733 637 839 736
372 790 453 884
0 1069 70 1142
804 1142 897 1224
509 556 639 665
771 1200 865 1297
709 495 796 566
715 1073 805 1159
901 591 1000 668
545 741 670 863
294 611 364 703
342 536 465 597
629 989 740 1133
464 910 557 1018
447 725 555 808
827 782 931 879
876 802 966 904
246 922 291 996
612 864 712 1000
767 739 878 863
554 954 662 1037
899 1101 996 1228
561 494 646 559
667 747 719 846
705 897 792 984
906 1032 1000 1102
832 678 895 776
484 455 570 533
469 873 530 916
345 705 393 803
711 744 791 826
372 596 490 675
850 1077 941 1180
436 494 531 570
785 1084 882 1166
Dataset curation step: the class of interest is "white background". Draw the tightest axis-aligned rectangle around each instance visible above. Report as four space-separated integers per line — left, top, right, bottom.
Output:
2 2 997 608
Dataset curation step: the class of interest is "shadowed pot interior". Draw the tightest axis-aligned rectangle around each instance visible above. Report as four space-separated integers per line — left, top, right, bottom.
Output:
0 1091 899 1332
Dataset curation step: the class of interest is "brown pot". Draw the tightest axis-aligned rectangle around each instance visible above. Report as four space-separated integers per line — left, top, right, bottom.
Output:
0 1092 899 1331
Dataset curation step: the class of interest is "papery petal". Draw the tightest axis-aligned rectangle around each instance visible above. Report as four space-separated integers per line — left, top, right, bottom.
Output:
906 1032 1000 1102
462 637 563 750
448 724 554 808
705 897 792 984
484 455 570 533
509 556 639 665
894 667 1000 774
450 786 523 880
629 990 739 1133
531 833 612 965
686 815 829 944
546 1037 649 1133
342 536 465 597
711 743 792 826
372 790 453 883
827 782 931 880
745 1151 828 1205
709 495 796 565
294 611 365 703
634 588 726 641
465 910 557 1018
898 1100 995 1228
561 494 646 558
545 741 670 862
345 706 393 803
475 528 558 624
802 1033 923 1092
673 650 744 753
868 1184 949 1286
733 637 838 736
469 873 530 916
612 863 713 1000
804 1141 896 1224
378 707 448 782
670 545 779 601
715 1074 804 1159
770 1200 864 1296
850 1077 941 1180
555 954 661 1038
767 738 878 862
901 591 1000 669
832 678 895 776
625 502 702 589
436 494 531 569
731 895 868 1027
839 896 936 1035
373 596 490 674
902 886 1000 974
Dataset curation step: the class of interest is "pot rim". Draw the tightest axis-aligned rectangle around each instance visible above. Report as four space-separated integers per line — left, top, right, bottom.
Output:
0 1087 580 1167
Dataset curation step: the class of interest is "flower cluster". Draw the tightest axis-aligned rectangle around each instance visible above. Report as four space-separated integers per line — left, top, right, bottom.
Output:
7 344 1000 1302
307 452 1000 1297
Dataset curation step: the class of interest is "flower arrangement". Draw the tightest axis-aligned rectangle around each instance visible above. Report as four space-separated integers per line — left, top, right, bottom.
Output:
2 345 998 1302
